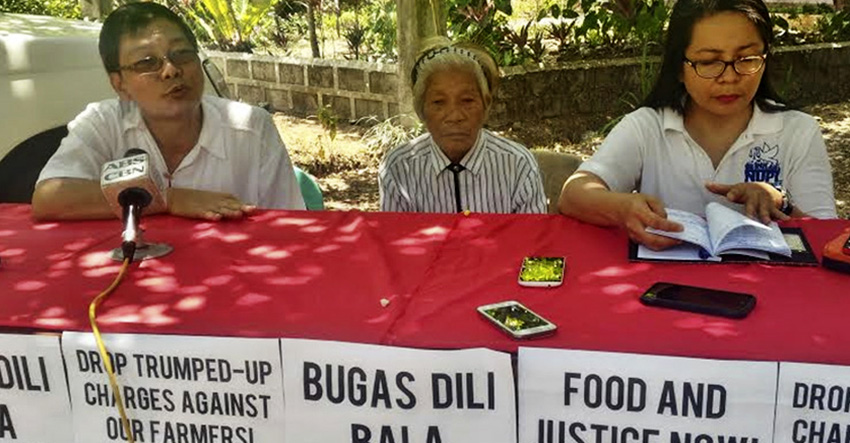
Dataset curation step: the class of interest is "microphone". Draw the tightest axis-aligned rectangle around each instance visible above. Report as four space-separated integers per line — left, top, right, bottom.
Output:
118 187 152 260
100 149 167 218
100 149 169 261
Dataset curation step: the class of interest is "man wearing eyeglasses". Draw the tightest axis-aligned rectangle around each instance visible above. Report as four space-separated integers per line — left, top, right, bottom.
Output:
32 2 305 221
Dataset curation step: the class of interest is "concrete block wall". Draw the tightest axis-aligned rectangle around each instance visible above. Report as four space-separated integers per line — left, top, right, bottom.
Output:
209 42 850 139
491 41 850 139
207 51 400 121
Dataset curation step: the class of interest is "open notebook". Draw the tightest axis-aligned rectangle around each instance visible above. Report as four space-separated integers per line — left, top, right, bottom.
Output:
629 202 818 265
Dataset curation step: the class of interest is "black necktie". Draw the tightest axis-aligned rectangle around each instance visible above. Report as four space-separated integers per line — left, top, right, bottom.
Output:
447 163 465 213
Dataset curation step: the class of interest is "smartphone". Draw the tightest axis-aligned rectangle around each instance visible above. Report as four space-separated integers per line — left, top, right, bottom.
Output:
518 257 565 287
477 301 557 339
640 282 756 319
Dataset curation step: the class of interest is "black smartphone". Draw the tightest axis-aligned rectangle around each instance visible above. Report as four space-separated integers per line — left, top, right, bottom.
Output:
639 282 756 319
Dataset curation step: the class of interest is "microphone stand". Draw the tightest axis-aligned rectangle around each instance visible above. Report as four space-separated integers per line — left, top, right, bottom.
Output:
109 231 173 262
109 189 173 262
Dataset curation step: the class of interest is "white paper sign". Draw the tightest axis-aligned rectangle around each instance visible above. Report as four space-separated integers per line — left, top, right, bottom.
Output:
519 348 777 443
62 332 284 443
0 333 73 442
775 362 850 443
281 338 516 443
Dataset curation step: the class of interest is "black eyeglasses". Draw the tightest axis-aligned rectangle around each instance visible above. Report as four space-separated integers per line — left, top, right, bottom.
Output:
118 48 199 74
683 53 767 79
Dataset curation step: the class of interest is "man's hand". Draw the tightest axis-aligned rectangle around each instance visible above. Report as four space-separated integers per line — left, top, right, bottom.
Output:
617 193 684 251
705 182 788 224
167 188 256 221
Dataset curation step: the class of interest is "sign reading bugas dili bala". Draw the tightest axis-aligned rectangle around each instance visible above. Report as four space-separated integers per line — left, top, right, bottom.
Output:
0 333 72 442
62 332 284 443
775 362 850 443
518 348 777 443
281 339 516 443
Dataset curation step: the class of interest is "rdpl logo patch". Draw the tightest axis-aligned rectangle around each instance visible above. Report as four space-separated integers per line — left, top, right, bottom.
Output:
744 141 782 187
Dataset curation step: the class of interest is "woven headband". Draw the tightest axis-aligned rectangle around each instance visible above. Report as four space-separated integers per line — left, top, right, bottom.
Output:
411 46 488 87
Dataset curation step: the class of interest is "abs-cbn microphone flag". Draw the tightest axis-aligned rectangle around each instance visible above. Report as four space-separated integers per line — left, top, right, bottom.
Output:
100 151 167 217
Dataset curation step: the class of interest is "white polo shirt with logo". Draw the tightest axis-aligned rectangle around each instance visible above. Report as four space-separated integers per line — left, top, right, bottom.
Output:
577 104 836 218
38 95 305 210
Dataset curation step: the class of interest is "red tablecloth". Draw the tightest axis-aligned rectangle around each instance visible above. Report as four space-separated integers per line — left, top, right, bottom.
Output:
1 204 849 364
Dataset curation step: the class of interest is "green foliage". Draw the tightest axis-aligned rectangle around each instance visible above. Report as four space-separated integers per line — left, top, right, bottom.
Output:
262 0 308 51
447 0 514 65
343 21 365 60
569 0 668 55
767 3 834 15
1 0 81 18
317 105 338 141
443 0 669 67
166 0 275 52
362 0 396 61
816 8 850 42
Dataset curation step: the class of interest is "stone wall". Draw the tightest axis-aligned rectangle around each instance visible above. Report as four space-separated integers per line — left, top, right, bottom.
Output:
491 41 850 139
207 51 400 121
211 42 850 139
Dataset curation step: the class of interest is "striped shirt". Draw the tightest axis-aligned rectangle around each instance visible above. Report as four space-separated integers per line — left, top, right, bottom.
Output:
379 129 547 214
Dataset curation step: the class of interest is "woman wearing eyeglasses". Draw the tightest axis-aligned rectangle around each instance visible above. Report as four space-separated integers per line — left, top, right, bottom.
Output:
558 0 836 250
32 2 305 221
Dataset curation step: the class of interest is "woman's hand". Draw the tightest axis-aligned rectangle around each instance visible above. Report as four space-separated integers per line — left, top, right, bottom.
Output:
167 188 256 221
705 182 788 224
617 193 684 251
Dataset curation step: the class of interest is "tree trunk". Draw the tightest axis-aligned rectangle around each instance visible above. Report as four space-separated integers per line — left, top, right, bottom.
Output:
396 0 447 124
835 0 845 11
79 0 112 20
307 1 321 58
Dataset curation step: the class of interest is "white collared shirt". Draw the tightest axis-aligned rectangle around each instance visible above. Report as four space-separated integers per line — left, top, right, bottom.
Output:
379 129 547 214
578 105 836 218
37 95 305 210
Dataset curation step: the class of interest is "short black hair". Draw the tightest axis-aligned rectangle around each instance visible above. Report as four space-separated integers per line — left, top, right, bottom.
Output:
641 0 786 113
99 2 198 73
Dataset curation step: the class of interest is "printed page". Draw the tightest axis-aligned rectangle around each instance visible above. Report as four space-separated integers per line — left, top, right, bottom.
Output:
645 208 713 252
715 223 792 257
705 202 791 256
705 202 768 250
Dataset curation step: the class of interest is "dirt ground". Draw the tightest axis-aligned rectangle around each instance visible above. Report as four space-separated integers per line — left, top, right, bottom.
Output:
274 100 850 218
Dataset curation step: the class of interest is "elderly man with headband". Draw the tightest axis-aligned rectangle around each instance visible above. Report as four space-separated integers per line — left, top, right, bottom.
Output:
379 37 546 214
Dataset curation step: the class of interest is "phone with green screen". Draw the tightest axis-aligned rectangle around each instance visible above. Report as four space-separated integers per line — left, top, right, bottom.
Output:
477 300 557 339
518 257 565 287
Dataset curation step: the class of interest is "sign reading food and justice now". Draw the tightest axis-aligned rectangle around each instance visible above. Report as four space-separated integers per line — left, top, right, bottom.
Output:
0 333 73 442
62 332 284 443
774 362 850 443
518 348 777 443
281 338 516 443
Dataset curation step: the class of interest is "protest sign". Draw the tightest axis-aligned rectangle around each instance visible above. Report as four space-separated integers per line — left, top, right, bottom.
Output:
775 362 850 443
519 348 777 443
62 332 284 443
281 339 516 443
0 333 72 442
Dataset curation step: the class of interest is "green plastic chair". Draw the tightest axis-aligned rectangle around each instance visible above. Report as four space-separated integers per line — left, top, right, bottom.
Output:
293 166 324 210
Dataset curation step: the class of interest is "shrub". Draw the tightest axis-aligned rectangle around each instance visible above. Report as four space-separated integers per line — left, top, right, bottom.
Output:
1 0 81 18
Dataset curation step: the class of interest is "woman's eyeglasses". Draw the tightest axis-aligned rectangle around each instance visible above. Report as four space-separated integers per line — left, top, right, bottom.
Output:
119 48 199 74
684 54 767 79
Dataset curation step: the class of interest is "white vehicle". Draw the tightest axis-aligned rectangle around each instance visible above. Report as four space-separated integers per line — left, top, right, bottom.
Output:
0 12 229 202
